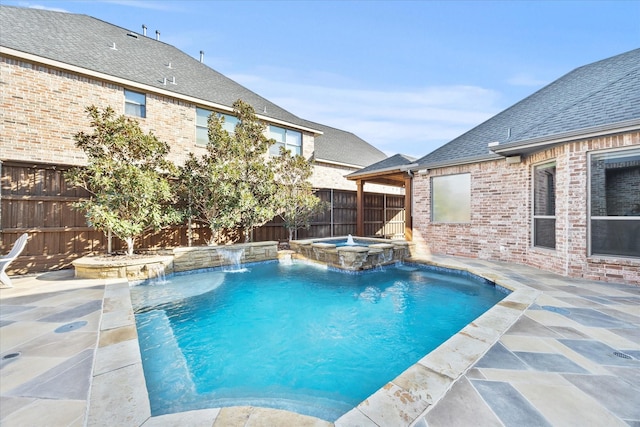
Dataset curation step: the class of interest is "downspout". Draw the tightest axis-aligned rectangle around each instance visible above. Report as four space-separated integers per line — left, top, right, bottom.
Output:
0 160 2 234
562 160 570 276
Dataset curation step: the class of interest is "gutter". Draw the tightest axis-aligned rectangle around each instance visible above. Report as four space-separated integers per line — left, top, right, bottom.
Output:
0 46 323 136
411 118 640 172
489 118 640 156
315 158 374 169
347 163 419 179
409 154 502 172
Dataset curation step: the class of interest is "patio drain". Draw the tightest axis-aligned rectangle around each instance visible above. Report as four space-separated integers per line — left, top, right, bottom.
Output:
55 321 88 333
613 351 633 360
2 352 21 360
0 351 22 370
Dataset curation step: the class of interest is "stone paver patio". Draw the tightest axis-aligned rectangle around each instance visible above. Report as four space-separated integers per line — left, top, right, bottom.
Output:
1 255 638 426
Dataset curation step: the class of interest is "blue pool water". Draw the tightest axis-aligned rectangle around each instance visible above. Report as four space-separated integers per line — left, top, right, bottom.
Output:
321 238 371 246
131 261 506 421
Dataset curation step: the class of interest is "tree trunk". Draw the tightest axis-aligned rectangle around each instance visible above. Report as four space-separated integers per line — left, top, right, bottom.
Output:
125 236 135 256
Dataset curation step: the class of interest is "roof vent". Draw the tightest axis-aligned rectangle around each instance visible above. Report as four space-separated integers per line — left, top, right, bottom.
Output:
487 141 500 147
156 30 160 41
171 76 176 85
200 50 204 63
110 42 117 50
127 32 138 39
142 25 147 36
167 62 172 69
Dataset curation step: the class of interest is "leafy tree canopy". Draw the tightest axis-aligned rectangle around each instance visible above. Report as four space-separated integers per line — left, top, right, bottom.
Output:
273 147 325 241
66 106 181 255
181 99 280 243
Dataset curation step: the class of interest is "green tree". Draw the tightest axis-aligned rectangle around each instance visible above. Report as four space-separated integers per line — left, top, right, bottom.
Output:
273 147 325 241
66 106 181 255
182 99 279 243
180 113 239 244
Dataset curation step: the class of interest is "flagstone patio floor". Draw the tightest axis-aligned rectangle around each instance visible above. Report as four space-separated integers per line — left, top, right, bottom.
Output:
1 255 638 426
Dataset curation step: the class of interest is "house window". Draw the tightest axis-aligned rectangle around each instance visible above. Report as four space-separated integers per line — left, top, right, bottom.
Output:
431 173 471 223
124 89 146 118
589 147 640 258
533 162 556 249
269 125 302 156
196 108 239 146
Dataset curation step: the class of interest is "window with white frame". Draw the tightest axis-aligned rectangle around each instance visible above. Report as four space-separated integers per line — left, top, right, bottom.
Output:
269 125 302 156
431 173 471 223
124 89 146 118
589 147 640 258
196 108 239 146
533 162 556 249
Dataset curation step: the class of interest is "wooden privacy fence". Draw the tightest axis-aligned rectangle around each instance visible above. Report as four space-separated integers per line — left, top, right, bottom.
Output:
253 189 405 241
1 162 405 274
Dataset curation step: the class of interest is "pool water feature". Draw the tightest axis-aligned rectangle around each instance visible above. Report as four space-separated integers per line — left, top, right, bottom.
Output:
290 236 413 271
130 261 507 422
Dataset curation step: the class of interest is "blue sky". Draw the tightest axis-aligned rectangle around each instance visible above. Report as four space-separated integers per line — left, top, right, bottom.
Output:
5 1 639 158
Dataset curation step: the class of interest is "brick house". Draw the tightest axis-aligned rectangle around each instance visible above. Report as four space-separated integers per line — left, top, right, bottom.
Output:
350 49 640 284
0 5 390 188
0 6 404 271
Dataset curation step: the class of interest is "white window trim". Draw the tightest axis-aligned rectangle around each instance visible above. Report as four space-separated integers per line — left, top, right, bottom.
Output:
587 146 640 258
124 89 146 118
531 161 557 250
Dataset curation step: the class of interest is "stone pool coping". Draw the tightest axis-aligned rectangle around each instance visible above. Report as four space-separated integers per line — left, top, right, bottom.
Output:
86 253 538 426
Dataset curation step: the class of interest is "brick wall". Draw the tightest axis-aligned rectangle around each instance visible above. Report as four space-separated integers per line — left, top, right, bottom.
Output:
1 56 311 168
1 56 210 166
1 55 402 196
412 131 640 285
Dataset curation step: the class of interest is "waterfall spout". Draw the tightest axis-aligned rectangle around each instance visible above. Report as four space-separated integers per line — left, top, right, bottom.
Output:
217 247 247 272
146 264 167 284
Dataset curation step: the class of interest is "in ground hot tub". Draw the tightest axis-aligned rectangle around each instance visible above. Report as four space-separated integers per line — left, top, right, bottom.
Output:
289 235 414 271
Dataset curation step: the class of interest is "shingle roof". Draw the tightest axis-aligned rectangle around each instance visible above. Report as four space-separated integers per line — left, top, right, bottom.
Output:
300 120 387 167
416 48 640 168
0 6 307 127
348 153 417 177
0 5 388 168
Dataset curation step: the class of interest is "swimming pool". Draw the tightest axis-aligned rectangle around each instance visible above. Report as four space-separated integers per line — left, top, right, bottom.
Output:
130 261 507 421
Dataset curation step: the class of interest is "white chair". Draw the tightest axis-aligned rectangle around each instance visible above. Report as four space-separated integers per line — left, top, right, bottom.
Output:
0 233 29 288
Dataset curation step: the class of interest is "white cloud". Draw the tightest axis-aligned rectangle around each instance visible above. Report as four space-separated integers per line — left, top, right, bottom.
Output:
18 2 69 12
229 72 501 158
20 0 174 13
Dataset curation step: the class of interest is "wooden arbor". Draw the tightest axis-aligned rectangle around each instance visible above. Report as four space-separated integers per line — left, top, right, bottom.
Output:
348 168 413 241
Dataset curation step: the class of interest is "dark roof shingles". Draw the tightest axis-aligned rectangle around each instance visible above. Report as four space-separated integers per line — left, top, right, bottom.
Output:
1 6 388 168
417 48 640 167
352 153 417 176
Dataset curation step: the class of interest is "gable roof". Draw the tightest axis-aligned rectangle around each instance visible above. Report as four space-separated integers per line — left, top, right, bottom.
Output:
300 120 387 167
0 6 313 131
349 153 417 177
416 48 640 168
0 5 388 168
